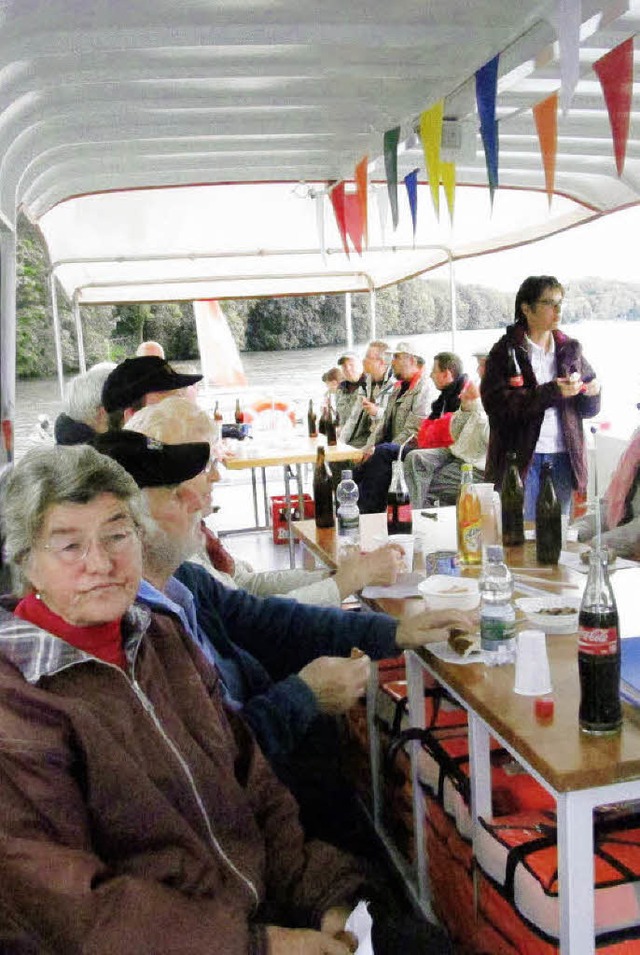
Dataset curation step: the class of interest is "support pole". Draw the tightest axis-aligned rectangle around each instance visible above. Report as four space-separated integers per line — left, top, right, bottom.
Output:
345 291 353 349
0 230 17 464
448 252 457 351
369 289 377 340
73 294 86 374
49 273 65 400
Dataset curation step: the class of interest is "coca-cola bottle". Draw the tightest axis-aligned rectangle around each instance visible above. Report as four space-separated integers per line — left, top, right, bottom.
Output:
578 547 622 735
387 460 412 534
313 447 335 529
507 347 524 387
234 398 244 425
535 462 561 565
501 451 524 547
307 399 318 438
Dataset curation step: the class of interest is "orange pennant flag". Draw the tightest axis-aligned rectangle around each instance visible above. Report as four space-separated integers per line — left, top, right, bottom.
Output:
533 92 558 206
440 161 456 222
354 156 369 247
594 38 634 176
329 181 350 257
419 100 444 217
344 191 364 255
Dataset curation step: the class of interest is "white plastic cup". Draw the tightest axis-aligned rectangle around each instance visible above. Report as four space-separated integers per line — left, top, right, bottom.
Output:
373 533 415 572
514 629 552 696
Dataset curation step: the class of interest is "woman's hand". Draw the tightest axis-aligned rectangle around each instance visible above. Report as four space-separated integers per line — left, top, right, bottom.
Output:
265 925 356 953
395 608 480 649
334 544 403 596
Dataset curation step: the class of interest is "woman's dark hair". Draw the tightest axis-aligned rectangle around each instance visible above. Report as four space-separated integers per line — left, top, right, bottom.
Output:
514 275 563 324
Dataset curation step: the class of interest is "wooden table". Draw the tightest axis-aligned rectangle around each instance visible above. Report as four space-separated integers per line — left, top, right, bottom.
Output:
293 514 640 953
225 435 361 565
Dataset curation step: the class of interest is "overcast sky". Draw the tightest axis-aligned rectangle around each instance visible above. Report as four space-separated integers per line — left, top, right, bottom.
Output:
440 204 640 294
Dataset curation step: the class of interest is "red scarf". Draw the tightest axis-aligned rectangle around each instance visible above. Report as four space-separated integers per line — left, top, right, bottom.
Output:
14 592 126 669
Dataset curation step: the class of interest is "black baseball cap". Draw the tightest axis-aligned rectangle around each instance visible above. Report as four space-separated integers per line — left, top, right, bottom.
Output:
101 357 202 413
92 430 210 488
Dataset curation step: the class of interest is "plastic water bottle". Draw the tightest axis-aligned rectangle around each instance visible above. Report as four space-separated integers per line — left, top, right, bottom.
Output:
480 544 516 666
336 469 360 543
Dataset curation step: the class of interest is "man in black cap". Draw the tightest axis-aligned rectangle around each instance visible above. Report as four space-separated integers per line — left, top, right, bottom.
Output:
101 355 202 430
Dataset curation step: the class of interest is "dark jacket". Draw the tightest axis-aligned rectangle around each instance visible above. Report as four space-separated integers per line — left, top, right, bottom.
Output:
174 561 400 762
54 412 97 445
0 601 365 954
481 323 600 491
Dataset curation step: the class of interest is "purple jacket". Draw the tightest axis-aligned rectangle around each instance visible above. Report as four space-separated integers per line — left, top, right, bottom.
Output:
481 323 600 492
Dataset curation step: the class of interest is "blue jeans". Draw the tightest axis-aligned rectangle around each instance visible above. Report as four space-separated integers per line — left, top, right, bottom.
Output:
523 452 573 520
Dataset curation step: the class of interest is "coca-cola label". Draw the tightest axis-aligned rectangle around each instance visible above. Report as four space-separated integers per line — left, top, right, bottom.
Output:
387 503 411 522
508 375 524 387
578 626 618 656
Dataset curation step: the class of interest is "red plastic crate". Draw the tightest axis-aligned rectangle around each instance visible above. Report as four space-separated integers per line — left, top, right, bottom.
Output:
270 493 315 543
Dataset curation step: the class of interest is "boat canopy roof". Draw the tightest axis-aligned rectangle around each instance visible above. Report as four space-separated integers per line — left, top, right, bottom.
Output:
1 0 639 301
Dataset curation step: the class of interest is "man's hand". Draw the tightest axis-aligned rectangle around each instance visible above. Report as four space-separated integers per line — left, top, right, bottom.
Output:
556 376 584 399
395 608 480 649
333 544 403 597
298 655 371 714
460 379 480 409
359 446 374 463
266 925 355 954
361 398 379 418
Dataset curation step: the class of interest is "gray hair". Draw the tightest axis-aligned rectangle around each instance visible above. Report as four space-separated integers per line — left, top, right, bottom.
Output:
126 395 214 444
0 445 141 591
65 362 117 427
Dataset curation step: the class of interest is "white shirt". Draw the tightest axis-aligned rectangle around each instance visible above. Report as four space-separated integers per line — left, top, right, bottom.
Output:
526 334 566 453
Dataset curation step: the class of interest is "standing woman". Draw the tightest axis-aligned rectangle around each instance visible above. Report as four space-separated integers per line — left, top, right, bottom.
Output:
481 275 601 518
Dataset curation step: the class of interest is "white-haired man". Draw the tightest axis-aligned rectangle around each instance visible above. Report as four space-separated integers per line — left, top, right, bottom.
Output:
54 361 116 445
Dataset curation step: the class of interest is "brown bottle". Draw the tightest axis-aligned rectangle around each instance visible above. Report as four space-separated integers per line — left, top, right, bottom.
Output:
307 399 318 438
535 462 561 565
234 399 244 425
313 447 335 528
325 403 337 446
213 401 223 423
501 451 524 547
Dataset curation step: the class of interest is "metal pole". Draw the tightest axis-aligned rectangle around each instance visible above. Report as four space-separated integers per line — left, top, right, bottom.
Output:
448 252 457 351
369 289 377 340
345 291 353 348
49 273 65 400
73 294 86 373
0 229 16 464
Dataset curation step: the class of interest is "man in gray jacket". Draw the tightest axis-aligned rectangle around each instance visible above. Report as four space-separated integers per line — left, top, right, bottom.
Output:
340 340 395 449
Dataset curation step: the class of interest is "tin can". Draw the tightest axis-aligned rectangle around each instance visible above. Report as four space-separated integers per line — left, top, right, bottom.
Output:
425 550 460 577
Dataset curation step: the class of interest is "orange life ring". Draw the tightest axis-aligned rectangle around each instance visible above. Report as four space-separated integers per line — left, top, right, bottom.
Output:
245 399 296 426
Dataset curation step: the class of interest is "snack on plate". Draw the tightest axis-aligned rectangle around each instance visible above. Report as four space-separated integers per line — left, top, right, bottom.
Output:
448 627 481 658
543 606 577 616
350 647 365 659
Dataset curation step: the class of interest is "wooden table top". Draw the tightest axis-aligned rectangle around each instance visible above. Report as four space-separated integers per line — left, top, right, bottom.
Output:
225 435 362 470
293 515 640 794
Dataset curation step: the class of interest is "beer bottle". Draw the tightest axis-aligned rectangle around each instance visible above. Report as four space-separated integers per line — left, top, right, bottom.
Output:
387 460 412 534
318 402 328 436
457 463 482 565
578 547 622 734
313 447 335 528
325 404 337 446
212 401 223 443
507 347 524 387
234 398 244 425
307 399 318 438
535 462 561 565
501 451 525 547
213 400 223 423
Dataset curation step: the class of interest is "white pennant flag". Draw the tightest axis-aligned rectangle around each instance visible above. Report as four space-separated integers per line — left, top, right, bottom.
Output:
556 0 581 114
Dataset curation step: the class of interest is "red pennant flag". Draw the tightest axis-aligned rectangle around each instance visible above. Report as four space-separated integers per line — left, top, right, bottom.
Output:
344 192 363 255
594 38 634 176
533 93 558 205
329 181 350 256
354 156 368 247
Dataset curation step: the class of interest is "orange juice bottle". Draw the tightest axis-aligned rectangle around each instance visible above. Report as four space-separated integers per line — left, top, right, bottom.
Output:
457 464 482 565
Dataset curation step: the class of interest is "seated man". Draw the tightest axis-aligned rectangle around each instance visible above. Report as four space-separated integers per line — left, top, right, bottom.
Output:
54 360 116 445
0 444 366 953
335 351 366 426
572 424 640 559
102 354 202 429
93 426 475 853
404 351 489 507
340 340 395 449
355 348 465 514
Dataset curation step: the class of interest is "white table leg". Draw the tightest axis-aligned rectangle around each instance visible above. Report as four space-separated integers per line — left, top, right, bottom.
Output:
556 790 595 954
283 464 296 568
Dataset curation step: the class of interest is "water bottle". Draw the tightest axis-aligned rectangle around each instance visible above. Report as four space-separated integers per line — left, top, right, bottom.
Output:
480 544 516 666
336 469 360 542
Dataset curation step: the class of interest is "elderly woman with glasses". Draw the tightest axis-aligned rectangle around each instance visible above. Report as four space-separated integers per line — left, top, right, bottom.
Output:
0 444 371 954
481 275 601 518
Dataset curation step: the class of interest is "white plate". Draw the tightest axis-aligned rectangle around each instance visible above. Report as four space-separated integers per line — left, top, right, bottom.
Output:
515 596 580 633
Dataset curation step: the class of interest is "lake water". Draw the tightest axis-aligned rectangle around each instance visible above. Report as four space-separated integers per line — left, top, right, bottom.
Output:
14 320 640 458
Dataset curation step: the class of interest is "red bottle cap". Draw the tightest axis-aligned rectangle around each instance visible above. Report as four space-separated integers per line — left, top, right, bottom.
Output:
535 697 554 721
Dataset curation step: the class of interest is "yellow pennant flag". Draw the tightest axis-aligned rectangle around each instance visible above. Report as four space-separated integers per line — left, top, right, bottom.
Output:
440 161 456 222
419 100 444 217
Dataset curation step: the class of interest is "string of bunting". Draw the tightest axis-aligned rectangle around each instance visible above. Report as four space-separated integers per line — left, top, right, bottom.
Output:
326 4 636 256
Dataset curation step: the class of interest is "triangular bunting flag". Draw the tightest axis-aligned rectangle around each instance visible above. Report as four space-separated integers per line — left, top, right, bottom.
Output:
440 161 456 222
354 156 369 247
557 0 581 114
329 181 350 257
315 194 327 264
376 184 390 245
383 126 401 229
594 37 634 176
476 56 500 200
419 100 444 217
533 92 558 206
404 169 419 241
344 191 364 255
